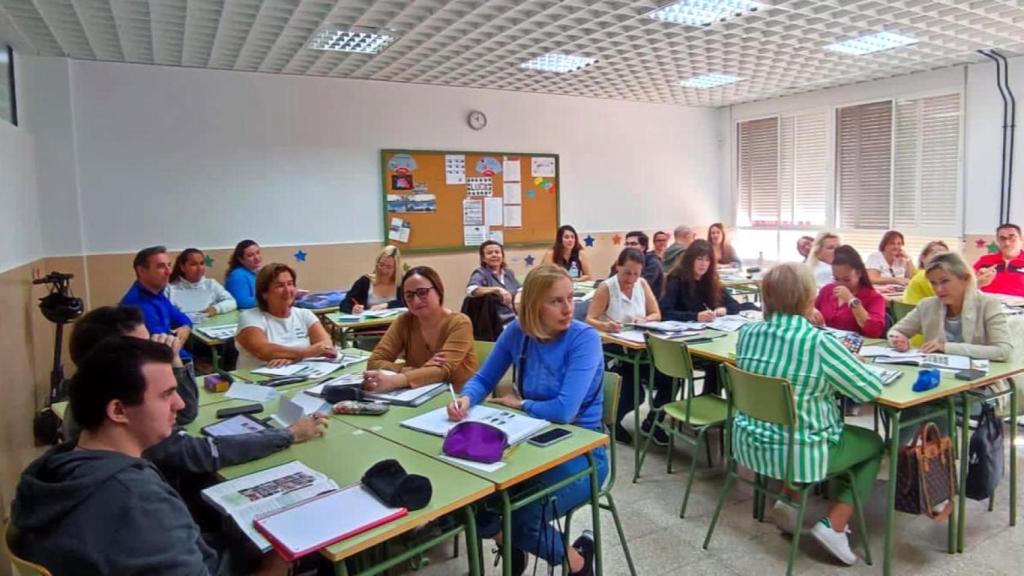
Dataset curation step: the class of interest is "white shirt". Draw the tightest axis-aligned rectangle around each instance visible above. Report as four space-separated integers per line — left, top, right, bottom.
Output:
812 261 833 287
603 275 649 323
865 251 908 279
235 307 319 370
167 277 237 315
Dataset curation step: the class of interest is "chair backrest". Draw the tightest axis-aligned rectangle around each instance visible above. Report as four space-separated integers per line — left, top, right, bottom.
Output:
644 333 695 381
722 363 795 427
891 301 916 323
473 340 496 365
601 371 622 492
3 518 52 576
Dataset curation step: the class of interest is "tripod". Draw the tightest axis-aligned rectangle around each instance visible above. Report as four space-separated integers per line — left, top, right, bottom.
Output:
32 271 83 444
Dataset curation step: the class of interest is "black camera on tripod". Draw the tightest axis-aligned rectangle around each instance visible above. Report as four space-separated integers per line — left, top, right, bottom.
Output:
33 271 84 445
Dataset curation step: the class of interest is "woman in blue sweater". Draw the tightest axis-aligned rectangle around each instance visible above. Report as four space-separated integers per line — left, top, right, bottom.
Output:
224 239 262 309
448 264 606 576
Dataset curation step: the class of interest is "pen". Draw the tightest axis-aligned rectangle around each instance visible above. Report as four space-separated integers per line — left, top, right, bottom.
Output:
448 383 460 405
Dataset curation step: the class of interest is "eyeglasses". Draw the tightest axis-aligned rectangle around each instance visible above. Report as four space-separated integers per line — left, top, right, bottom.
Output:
403 287 435 301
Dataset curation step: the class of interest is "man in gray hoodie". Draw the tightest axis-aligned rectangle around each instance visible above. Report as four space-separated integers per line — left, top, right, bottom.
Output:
11 336 289 575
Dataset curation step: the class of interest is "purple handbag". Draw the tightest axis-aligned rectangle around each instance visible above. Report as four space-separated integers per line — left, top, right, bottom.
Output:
442 421 508 464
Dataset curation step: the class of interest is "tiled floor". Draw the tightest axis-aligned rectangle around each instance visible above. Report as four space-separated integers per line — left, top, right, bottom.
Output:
413 418 1024 576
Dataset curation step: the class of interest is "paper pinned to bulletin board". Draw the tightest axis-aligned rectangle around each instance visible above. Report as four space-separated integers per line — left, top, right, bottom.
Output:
381 150 559 253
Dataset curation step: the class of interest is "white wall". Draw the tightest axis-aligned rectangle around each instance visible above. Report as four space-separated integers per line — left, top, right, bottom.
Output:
67 61 723 254
0 55 42 272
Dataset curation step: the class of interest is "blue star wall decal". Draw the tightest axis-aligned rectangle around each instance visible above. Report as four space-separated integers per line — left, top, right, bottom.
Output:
524 254 536 267
294 250 307 262
583 235 595 247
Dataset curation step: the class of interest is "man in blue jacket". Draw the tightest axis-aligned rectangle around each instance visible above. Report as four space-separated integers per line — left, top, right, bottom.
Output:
10 337 290 575
121 245 193 359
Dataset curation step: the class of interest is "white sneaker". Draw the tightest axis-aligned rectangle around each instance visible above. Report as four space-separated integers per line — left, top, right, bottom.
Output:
810 518 858 566
769 501 799 534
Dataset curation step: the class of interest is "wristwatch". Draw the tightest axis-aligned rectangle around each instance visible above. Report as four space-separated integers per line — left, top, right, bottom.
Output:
848 297 862 309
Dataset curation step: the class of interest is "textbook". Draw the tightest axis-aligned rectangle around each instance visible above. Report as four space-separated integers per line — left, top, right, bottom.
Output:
401 404 549 445
201 461 338 552
626 320 706 333
870 352 986 372
364 382 448 407
254 484 407 561
196 324 238 340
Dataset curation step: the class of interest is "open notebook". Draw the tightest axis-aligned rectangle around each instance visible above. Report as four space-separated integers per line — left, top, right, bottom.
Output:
254 484 407 561
401 404 549 445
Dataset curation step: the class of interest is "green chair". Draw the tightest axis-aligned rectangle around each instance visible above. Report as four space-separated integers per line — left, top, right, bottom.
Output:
891 300 915 323
4 518 52 576
702 364 872 576
562 371 637 576
473 340 495 364
637 334 728 518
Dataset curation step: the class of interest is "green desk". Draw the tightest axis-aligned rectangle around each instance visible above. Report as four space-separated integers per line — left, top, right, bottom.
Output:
335 395 610 576
689 330 1023 576
191 311 240 370
196 349 370 408
192 400 493 576
323 312 400 348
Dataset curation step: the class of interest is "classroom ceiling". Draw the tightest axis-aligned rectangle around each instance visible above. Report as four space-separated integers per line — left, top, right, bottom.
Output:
1 0 1023 107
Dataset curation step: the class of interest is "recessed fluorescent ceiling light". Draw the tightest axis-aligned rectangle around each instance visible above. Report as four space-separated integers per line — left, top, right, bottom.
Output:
681 73 742 88
825 32 917 55
520 53 597 73
307 25 396 54
649 0 761 26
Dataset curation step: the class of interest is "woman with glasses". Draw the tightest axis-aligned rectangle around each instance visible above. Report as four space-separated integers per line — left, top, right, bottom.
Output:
364 266 478 392
339 245 405 314
866 230 915 287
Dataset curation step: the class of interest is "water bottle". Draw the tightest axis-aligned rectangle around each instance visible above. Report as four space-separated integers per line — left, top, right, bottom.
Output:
568 261 580 279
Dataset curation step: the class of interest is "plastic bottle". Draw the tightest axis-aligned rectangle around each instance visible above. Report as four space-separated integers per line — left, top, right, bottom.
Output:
568 261 580 279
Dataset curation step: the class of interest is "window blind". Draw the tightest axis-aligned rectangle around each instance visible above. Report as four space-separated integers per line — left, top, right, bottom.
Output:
737 117 779 226
836 100 893 230
893 93 961 234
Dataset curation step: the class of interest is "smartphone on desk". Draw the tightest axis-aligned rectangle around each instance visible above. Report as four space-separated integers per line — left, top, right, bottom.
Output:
528 428 573 448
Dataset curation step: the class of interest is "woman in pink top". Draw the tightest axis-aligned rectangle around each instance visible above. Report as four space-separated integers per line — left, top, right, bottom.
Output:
809 245 886 338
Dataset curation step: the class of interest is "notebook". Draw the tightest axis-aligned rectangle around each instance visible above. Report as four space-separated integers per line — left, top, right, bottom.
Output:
254 485 407 561
363 382 448 407
401 404 549 445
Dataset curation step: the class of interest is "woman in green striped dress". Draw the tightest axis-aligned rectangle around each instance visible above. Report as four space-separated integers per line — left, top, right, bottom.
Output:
733 262 884 566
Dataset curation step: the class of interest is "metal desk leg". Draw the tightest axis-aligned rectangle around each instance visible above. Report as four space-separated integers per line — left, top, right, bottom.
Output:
957 394 972 553
949 397 959 554
632 353 643 483
588 452 603 576
884 408 901 576
501 490 513 576
1011 378 1018 527
463 505 481 576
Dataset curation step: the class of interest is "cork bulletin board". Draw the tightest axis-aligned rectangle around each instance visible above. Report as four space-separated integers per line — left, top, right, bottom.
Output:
381 149 560 253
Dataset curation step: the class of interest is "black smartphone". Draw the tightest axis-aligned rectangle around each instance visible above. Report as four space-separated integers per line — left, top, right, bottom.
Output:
955 369 986 381
528 428 573 447
215 403 264 418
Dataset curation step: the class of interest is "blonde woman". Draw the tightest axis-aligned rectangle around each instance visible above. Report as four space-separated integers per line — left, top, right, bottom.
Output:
448 264 605 576
340 245 403 313
806 231 841 287
902 241 949 305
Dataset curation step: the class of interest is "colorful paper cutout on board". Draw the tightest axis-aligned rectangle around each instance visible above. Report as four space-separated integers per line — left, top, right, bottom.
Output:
988 242 999 254
612 234 622 245
392 174 414 190
294 250 307 262
524 255 536 267
204 254 215 268
584 235 595 247
526 190 537 199
387 154 417 175
475 157 502 176
975 238 988 249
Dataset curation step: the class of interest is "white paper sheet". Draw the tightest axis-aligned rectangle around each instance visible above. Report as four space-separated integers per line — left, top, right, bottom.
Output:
252 364 306 377
197 324 238 340
203 414 270 437
225 382 278 402
502 158 521 182
445 154 466 185
464 225 488 246
531 157 556 177
401 405 549 445
440 454 507 473
503 205 522 228
364 382 447 405
463 198 483 225
484 197 504 226
467 177 493 197
503 181 522 205
388 217 410 243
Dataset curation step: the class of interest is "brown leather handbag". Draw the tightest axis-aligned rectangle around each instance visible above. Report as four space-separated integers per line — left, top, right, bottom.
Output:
895 422 957 520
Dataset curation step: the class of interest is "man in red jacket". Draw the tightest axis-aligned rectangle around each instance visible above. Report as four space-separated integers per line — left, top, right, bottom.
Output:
974 223 1024 297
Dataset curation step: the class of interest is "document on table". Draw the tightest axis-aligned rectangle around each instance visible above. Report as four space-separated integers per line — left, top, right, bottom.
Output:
196 324 238 340
226 382 279 402
401 404 548 445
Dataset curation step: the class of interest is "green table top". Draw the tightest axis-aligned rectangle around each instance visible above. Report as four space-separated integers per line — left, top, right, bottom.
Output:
216 418 493 562
333 395 609 490
196 348 371 407
323 311 400 331
192 311 241 345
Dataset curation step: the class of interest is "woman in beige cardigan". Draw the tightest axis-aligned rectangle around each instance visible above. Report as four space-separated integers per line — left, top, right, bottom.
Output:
888 252 1013 361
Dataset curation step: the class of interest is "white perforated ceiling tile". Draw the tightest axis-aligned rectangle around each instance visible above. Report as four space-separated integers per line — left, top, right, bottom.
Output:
2 0 1023 106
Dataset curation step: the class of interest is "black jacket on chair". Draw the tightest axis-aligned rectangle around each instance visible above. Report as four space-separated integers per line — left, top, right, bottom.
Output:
461 294 504 342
